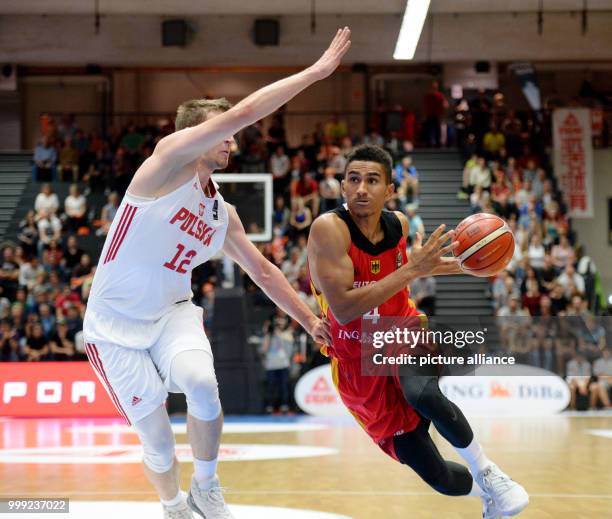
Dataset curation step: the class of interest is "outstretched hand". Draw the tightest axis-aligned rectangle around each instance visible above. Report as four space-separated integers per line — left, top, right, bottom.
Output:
407 224 462 278
309 316 332 346
310 27 352 80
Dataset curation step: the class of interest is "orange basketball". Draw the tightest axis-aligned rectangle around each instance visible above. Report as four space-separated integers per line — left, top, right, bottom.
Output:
453 213 514 277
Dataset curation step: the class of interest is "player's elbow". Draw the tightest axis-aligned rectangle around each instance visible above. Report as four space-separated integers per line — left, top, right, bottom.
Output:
256 267 273 287
250 257 274 287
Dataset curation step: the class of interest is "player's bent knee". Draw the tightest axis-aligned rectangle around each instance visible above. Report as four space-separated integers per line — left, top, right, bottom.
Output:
186 394 222 422
181 371 219 400
422 468 460 496
424 462 472 497
183 371 222 421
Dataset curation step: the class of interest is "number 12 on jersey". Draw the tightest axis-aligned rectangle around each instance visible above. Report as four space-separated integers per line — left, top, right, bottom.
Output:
164 243 196 274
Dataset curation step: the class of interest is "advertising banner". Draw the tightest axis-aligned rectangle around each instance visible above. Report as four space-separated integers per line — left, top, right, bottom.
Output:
553 108 594 218
294 364 350 417
0 362 120 418
440 364 570 415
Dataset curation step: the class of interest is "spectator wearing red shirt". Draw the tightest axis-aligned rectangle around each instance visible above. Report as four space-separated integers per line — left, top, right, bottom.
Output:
55 286 81 314
490 168 511 203
44 240 63 268
423 81 448 147
516 144 540 169
290 171 319 217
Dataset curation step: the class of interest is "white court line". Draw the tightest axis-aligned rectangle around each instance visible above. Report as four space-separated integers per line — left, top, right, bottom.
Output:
585 429 612 439
67 423 330 435
561 410 612 417
0 502 353 519
2 490 610 500
0 443 337 464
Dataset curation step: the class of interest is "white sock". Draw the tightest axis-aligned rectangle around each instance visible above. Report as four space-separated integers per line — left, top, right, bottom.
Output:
468 479 485 497
194 458 218 489
455 438 490 475
161 490 184 507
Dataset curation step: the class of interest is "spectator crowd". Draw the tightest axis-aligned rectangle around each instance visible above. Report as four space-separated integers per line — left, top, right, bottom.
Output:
454 91 610 410
3 86 610 413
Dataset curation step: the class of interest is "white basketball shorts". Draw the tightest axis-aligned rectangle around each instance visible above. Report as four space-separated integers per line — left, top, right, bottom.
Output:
82 301 213 424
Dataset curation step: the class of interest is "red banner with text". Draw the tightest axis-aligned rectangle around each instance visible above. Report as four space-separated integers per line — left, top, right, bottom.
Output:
552 108 594 218
0 362 121 418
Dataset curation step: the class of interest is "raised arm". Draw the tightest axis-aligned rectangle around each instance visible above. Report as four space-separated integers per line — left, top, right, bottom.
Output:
308 213 458 325
132 28 351 196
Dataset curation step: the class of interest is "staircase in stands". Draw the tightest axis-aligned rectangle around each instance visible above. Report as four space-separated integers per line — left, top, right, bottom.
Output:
410 149 492 318
0 152 32 242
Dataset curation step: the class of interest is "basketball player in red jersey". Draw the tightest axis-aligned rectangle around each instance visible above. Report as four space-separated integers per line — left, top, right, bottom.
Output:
307 145 529 518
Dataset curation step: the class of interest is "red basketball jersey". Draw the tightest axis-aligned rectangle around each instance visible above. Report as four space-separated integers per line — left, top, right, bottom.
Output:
312 206 419 361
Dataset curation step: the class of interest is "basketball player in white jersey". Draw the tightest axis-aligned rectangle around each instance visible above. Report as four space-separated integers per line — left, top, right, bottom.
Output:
83 28 350 519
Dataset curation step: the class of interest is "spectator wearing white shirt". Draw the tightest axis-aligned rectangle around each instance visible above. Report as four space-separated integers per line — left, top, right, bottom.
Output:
318 166 342 214
281 247 304 285
64 184 87 232
37 209 62 256
270 146 290 195
34 184 60 217
557 263 585 297
551 235 574 269
527 234 546 270
468 157 491 191
18 255 45 291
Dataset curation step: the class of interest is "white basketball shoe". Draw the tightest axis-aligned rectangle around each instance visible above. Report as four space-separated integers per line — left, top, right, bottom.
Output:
481 494 503 519
476 463 529 516
162 492 194 519
187 475 235 519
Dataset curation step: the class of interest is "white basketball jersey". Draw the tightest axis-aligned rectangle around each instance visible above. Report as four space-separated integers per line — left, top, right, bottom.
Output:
88 173 229 321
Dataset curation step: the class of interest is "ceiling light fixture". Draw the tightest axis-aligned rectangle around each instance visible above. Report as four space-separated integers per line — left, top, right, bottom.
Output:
393 0 431 60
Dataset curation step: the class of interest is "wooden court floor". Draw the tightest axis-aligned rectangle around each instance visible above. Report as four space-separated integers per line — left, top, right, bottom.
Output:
1 413 611 518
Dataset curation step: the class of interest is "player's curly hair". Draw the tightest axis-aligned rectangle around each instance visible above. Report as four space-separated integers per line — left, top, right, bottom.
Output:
175 98 233 131
345 145 393 183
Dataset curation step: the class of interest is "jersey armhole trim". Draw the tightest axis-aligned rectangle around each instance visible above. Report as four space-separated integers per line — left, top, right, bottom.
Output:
125 191 156 202
125 173 195 206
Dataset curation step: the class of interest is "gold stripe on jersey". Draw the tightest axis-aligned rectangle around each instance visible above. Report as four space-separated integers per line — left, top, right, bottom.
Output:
330 357 367 431
311 281 330 357
311 281 329 318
